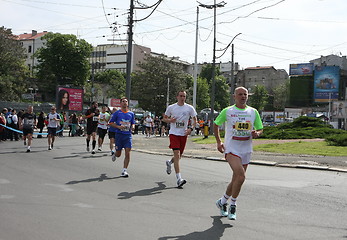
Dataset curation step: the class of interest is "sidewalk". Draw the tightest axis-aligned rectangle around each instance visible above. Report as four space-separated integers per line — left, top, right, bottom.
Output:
132 134 347 173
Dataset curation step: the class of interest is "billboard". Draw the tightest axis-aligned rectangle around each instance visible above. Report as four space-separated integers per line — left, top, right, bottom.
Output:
314 66 339 103
289 63 314 76
108 98 139 108
56 87 84 111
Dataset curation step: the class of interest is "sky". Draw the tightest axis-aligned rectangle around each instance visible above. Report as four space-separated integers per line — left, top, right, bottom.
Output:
1 0 347 73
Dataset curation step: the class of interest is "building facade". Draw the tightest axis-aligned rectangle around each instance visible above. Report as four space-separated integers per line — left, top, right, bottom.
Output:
89 44 152 73
235 66 289 93
17 30 49 76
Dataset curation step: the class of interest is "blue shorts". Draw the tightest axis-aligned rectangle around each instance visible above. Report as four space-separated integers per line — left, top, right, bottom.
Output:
115 133 132 150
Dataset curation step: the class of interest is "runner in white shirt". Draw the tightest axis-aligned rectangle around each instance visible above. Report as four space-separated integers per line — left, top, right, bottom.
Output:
47 106 61 150
97 106 110 151
163 90 197 188
144 115 153 137
214 87 263 220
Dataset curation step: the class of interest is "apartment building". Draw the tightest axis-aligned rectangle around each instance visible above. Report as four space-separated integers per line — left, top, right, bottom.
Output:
235 66 289 93
17 30 49 75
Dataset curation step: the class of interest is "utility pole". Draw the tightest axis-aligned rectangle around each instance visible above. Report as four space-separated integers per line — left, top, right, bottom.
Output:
166 78 170 108
230 43 235 105
125 0 134 100
193 6 199 110
198 0 226 135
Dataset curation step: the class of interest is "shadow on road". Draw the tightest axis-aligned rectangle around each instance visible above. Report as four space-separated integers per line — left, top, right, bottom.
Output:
65 173 121 185
118 181 176 199
157 216 233 240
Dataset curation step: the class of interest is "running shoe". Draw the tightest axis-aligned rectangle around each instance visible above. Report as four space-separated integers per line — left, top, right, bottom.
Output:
51 143 53 149
26 149 30 153
177 179 187 188
166 160 172 175
228 205 237 220
216 199 228 217
91 150 96 154
110 150 114 156
121 170 129 178
48 146 52 150
111 152 116 162
98 148 102 151
86 146 90 152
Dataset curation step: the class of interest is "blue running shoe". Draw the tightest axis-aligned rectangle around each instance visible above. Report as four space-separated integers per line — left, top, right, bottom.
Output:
228 205 237 220
216 199 228 217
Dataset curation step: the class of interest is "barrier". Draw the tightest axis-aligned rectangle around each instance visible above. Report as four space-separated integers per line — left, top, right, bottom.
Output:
0 123 63 135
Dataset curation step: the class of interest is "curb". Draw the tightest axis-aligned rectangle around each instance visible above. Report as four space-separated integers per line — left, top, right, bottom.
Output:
132 148 347 173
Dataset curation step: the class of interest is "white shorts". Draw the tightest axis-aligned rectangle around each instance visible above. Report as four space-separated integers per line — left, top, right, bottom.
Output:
225 152 252 165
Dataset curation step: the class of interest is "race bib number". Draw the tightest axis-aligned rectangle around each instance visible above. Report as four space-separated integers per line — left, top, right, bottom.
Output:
93 116 98 122
235 122 252 131
175 121 185 128
121 122 130 131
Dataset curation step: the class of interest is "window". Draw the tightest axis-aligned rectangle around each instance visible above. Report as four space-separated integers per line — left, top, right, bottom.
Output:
28 45 32 53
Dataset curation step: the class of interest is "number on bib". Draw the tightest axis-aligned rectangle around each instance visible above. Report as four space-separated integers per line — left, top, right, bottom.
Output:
235 122 251 130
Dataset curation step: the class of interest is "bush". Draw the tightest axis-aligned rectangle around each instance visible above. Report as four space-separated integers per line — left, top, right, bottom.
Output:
325 134 347 146
259 116 345 139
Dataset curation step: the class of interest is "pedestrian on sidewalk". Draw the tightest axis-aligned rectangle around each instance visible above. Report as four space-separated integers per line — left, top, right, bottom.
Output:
108 97 135 178
163 90 197 188
46 106 61 150
19 105 37 152
84 101 99 154
214 86 263 220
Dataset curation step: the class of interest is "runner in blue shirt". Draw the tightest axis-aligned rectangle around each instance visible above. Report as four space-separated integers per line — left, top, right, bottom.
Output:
108 97 135 177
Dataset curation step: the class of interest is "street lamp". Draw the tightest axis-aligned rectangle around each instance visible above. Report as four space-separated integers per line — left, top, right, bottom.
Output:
198 0 226 134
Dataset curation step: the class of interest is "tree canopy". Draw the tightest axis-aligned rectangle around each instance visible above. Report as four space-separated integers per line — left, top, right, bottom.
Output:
35 33 92 101
0 27 29 101
84 69 126 104
131 55 193 115
199 64 230 111
248 85 268 111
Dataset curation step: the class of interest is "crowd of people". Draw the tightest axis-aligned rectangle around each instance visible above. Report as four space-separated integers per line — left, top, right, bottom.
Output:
0 87 263 221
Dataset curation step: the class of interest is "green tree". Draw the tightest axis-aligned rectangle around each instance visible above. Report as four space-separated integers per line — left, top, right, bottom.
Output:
273 79 289 110
199 64 230 111
131 55 192 115
85 69 126 104
196 77 210 111
248 85 268 111
0 27 29 101
35 33 92 101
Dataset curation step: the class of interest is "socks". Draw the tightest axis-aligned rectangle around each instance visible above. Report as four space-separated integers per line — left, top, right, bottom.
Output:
92 140 96 150
220 193 237 205
221 193 230 205
176 173 181 180
230 197 237 206
86 139 90 147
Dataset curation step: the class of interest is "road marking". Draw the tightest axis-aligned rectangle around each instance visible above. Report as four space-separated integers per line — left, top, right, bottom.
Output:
44 183 74 192
0 179 10 184
73 203 94 208
0 195 15 199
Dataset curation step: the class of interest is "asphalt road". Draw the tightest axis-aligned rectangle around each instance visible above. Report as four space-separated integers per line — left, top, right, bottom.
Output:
1 137 347 240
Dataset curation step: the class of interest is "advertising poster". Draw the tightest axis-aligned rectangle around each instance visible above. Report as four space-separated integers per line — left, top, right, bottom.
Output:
289 63 314 76
108 98 138 108
314 66 340 103
56 87 84 111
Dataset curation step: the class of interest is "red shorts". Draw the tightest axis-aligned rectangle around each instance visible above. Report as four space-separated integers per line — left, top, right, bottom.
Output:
169 134 188 155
